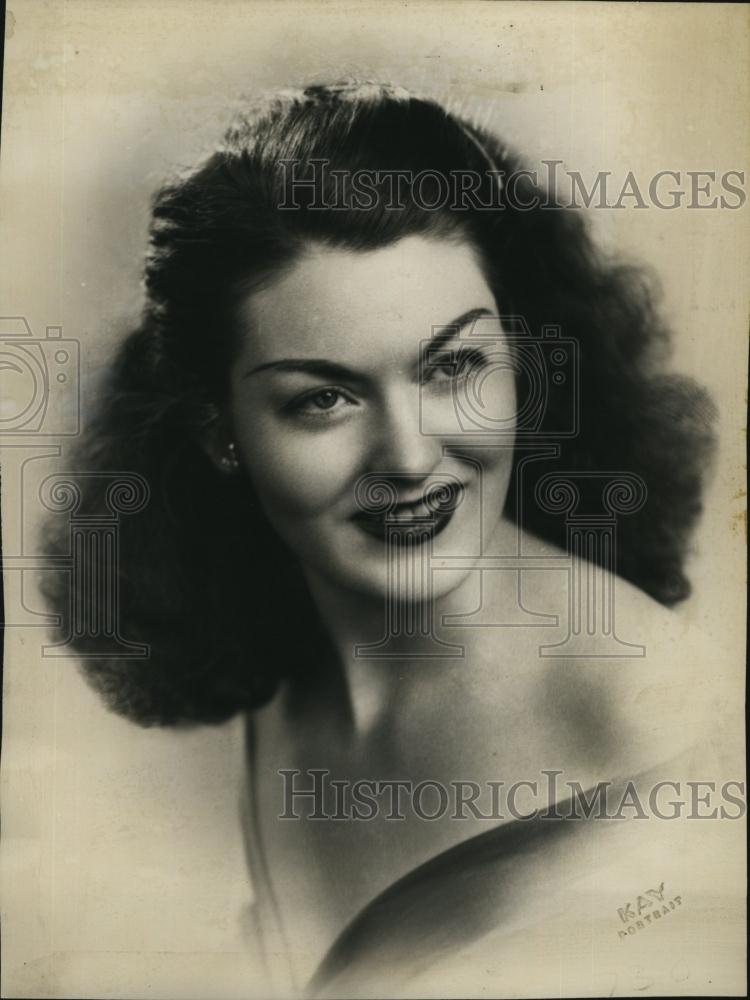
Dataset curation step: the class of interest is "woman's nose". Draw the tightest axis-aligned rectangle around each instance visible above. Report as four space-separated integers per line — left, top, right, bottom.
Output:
368 385 443 478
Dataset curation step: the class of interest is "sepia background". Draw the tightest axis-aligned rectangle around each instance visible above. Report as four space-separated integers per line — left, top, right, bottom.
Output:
1 1 747 997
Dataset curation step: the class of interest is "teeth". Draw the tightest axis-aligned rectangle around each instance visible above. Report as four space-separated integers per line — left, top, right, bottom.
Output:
354 484 460 523
395 502 429 515
397 485 456 511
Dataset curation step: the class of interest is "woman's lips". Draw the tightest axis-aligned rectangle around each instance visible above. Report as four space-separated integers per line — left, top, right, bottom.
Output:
351 482 464 544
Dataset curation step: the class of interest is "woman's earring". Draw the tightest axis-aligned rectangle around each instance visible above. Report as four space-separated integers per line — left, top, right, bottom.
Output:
220 441 240 473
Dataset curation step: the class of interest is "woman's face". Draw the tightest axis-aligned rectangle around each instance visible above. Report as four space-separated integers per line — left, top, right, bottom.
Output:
227 234 517 602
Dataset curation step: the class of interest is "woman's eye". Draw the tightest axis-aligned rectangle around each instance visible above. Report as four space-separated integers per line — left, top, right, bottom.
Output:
429 355 455 378
307 389 342 410
427 348 489 383
286 387 356 419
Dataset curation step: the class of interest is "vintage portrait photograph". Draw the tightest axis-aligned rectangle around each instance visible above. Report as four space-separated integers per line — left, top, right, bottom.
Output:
1 2 747 998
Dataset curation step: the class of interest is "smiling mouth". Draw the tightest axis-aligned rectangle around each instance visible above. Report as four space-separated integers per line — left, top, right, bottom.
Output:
351 482 464 545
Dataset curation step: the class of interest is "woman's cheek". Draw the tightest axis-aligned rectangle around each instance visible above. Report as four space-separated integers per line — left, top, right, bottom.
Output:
238 415 364 518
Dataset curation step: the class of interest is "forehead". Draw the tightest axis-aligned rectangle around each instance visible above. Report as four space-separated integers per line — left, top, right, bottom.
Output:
235 235 496 365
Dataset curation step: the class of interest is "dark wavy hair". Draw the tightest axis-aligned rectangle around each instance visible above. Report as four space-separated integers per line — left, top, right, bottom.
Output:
41 81 717 727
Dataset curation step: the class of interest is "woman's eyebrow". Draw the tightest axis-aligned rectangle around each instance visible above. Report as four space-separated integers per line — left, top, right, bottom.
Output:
426 308 494 356
243 358 361 381
242 307 495 380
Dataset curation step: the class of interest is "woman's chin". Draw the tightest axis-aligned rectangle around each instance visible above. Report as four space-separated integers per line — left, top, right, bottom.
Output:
299 501 499 604
318 548 478 606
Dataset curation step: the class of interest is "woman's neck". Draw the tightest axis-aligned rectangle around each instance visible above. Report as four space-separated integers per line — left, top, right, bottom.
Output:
300 518 516 740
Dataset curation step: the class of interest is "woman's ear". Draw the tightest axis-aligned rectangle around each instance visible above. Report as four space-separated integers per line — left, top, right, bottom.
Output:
199 413 241 475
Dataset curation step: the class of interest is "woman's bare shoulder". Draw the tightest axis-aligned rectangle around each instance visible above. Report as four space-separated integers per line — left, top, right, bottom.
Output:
463 533 729 784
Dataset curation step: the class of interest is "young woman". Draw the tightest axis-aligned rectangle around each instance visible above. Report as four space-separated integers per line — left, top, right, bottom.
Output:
43 82 728 997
